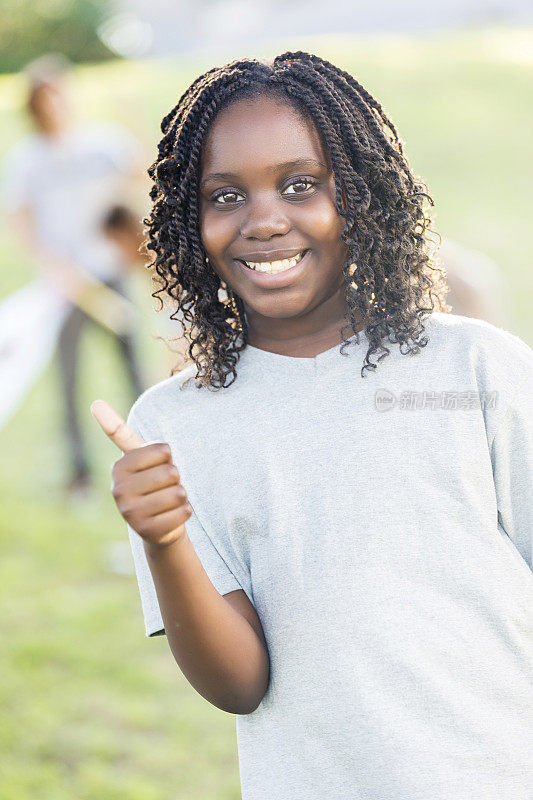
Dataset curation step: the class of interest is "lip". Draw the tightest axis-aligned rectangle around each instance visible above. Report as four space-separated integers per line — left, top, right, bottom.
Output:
234 249 311 288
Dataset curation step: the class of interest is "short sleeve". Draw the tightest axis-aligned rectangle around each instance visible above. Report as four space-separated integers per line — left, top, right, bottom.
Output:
490 360 533 572
0 141 34 215
125 406 243 637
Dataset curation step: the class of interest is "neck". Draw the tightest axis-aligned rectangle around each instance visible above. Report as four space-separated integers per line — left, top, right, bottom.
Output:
36 119 72 139
244 299 367 359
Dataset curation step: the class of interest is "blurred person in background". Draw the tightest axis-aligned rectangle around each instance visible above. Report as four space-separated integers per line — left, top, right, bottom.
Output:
0 53 149 499
438 236 510 328
101 203 192 378
101 204 147 267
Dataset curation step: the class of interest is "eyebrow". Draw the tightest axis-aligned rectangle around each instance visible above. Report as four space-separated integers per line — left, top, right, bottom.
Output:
200 158 328 189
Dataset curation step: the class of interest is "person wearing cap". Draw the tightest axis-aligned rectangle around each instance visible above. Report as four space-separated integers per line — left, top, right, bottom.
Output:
0 54 149 497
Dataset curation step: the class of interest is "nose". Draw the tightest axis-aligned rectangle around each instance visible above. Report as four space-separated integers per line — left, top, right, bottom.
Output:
239 193 291 240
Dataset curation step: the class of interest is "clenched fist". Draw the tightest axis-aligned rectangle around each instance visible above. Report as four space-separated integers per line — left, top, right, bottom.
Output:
90 399 193 549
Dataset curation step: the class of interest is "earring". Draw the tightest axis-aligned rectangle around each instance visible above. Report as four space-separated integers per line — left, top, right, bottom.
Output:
347 262 358 292
205 255 243 331
227 288 242 329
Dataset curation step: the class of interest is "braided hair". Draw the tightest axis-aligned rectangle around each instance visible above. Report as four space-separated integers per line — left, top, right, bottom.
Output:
144 51 450 390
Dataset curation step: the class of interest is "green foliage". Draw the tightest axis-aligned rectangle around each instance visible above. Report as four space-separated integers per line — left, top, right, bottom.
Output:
0 0 113 74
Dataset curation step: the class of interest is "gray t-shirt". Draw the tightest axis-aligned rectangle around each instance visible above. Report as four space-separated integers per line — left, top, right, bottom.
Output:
125 311 533 800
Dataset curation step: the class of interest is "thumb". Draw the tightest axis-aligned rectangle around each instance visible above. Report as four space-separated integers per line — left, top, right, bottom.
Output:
90 399 145 452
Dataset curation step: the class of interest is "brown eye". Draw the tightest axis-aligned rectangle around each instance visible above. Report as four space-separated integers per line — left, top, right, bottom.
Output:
213 190 244 204
283 178 316 196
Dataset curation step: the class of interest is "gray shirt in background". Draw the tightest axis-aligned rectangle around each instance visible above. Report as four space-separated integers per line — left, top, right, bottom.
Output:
125 311 533 800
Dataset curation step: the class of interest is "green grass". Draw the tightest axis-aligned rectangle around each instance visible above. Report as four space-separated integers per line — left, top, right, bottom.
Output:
1 26 532 798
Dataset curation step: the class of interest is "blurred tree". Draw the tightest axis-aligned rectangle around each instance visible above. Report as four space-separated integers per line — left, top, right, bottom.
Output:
0 0 114 73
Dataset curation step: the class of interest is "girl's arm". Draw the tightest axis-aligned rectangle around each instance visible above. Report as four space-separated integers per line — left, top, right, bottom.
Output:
143 535 270 714
90 399 270 715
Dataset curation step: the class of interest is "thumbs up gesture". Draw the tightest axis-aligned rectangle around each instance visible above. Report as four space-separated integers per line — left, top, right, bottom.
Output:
90 399 193 549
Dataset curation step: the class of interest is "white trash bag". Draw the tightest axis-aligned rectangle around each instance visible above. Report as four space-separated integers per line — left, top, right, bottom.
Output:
0 277 70 430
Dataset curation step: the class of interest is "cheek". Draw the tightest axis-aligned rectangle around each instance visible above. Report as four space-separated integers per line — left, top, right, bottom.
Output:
296 195 345 248
200 207 236 255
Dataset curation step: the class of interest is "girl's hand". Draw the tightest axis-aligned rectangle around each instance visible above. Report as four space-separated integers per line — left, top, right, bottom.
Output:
90 399 193 549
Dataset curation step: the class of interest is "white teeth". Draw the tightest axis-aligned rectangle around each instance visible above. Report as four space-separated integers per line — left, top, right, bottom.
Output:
245 251 306 273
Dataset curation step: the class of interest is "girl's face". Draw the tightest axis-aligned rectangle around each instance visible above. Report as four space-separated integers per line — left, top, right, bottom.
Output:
199 94 361 350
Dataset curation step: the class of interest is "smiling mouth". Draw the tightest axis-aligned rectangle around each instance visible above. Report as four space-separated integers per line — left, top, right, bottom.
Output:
237 249 309 274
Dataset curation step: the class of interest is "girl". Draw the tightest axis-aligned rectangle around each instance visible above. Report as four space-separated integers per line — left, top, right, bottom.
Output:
91 52 533 799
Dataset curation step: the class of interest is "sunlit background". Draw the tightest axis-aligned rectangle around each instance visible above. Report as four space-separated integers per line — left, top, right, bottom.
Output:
1 2 532 797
